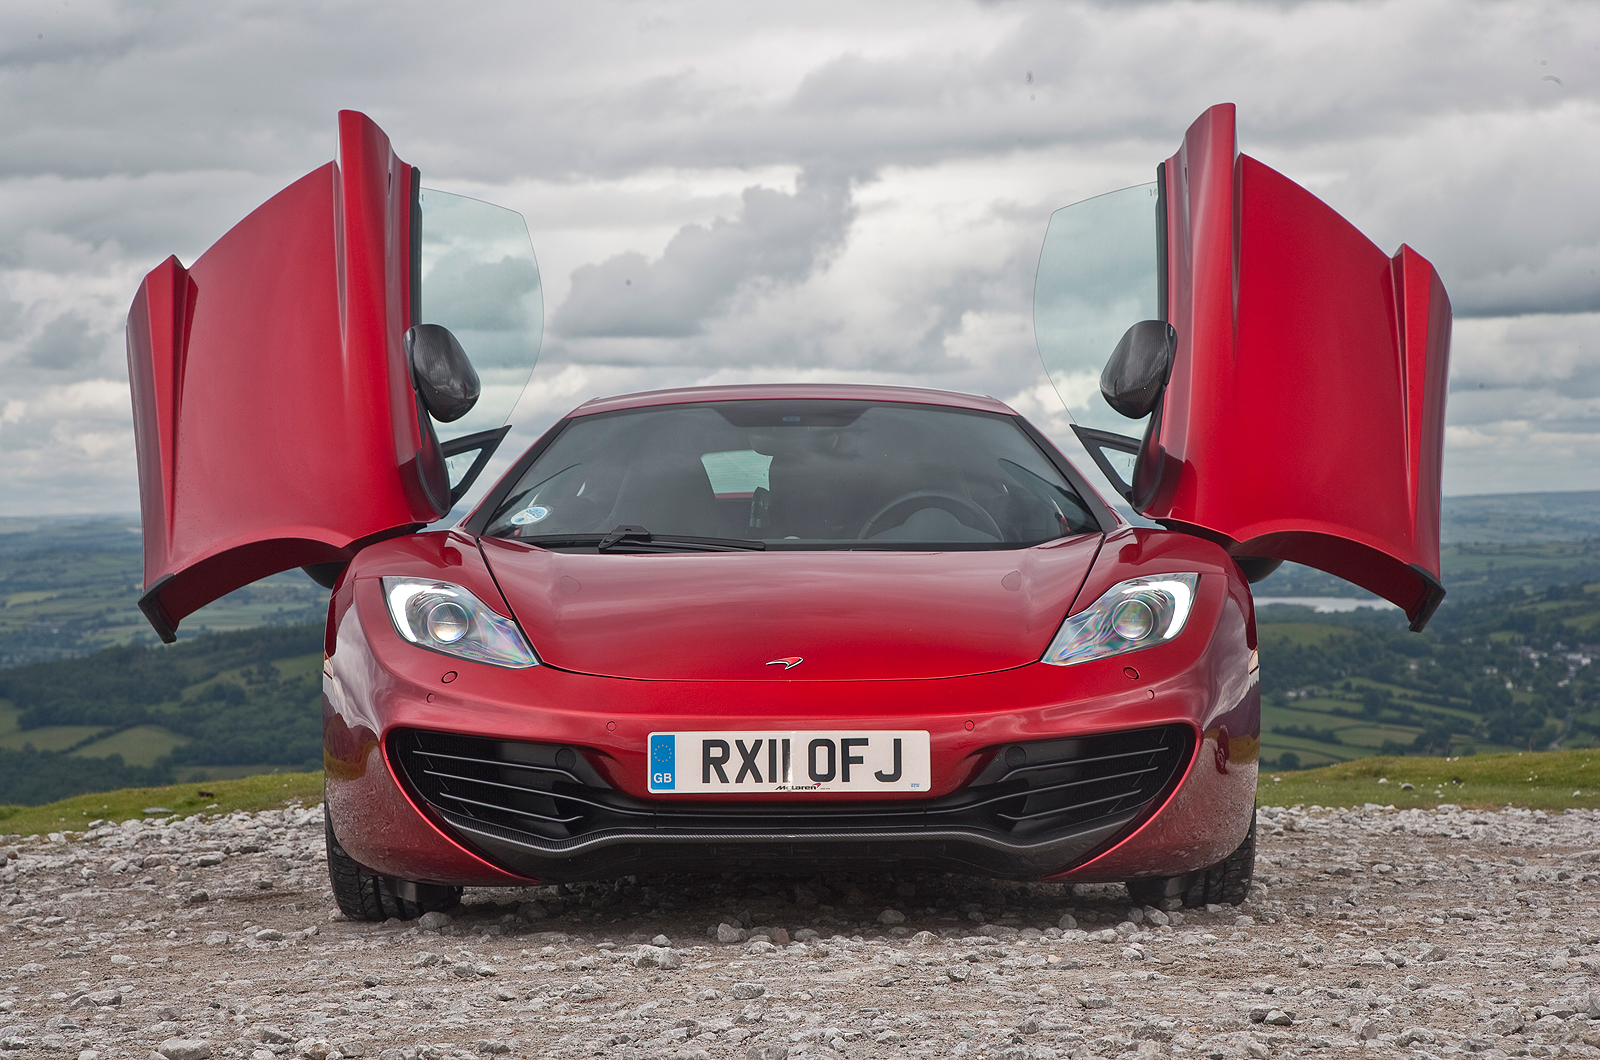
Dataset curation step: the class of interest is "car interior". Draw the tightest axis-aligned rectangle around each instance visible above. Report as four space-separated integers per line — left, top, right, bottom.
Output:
485 400 1097 548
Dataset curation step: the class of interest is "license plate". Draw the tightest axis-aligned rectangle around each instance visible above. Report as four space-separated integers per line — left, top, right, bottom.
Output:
647 730 930 794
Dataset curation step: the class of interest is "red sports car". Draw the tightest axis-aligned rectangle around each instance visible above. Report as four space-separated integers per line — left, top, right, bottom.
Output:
125 105 1450 920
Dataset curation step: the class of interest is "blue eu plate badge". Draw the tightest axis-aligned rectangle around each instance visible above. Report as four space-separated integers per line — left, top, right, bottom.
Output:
648 734 676 791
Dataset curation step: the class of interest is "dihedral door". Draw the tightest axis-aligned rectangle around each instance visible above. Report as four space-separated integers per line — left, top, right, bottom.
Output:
127 111 444 641
1038 103 1451 630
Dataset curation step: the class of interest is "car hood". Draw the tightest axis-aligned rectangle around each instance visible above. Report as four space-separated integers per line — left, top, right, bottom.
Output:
478 535 1104 681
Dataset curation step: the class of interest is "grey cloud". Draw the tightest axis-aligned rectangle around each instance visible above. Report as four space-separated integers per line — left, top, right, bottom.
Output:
0 0 1596 508
874 246 1040 376
1356 131 1600 320
1 1 1584 182
1447 313 1600 401
541 195 1043 383
1449 257 1600 319
0 293 21 340
0 171 296 274
424 255 541 334
553 171 855 339
1447 387 1600 428
0 3 348 181
2 0 1590 325
21 312 100 371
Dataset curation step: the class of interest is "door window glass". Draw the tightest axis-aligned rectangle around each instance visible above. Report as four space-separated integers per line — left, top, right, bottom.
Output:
418 188 543 451
1033 182 1160 436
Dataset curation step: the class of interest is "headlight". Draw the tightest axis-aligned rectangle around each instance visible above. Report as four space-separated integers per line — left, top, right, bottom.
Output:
382 578 539 669
1041 573 1199 667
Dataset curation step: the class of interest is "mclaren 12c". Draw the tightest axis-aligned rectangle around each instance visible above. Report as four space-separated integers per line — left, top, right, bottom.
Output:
125 104 1451 920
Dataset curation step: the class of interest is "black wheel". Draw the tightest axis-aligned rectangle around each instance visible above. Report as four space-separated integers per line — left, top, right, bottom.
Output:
325 804 461 921
1126 810 1256 909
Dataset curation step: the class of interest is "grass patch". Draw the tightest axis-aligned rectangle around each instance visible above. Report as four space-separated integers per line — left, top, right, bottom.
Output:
1258 737 1353 768
1260 747 1600 810
1332 724 1425 746
72 724 190 766
0 724 107 752
173 763 319 783
0 770 323 837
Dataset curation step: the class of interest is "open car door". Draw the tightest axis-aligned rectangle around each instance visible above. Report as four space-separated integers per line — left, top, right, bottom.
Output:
127 111 542 641
1037 103 1450 631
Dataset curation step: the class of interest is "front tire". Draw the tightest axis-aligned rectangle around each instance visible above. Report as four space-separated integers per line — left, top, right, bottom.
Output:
325 804 461 921
1126 810 1256 909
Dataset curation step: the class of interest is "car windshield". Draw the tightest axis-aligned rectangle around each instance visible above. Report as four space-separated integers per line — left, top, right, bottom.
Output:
483 400 1097 550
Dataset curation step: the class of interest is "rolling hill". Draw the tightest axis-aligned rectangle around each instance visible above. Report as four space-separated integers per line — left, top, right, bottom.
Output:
0 515 327 667
0 624 323 804
0 492 1593 804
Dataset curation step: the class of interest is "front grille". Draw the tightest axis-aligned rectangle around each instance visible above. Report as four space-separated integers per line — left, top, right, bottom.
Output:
388 723 1193 881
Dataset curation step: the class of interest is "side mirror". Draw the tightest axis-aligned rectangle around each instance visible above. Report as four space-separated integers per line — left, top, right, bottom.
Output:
406 324 480 423
1100 320 1177 419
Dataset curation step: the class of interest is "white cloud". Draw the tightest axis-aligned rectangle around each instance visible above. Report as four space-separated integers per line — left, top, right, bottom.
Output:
553 171 856 339
0 0 1594 514
0 377 135 515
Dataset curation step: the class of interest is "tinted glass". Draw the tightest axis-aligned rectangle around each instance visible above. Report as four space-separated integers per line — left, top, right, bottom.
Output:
1034 182 1160 438
485 400 1096 549
418 188 543 483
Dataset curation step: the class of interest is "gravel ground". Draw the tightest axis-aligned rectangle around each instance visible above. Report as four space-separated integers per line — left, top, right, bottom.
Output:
3 802 1600 1060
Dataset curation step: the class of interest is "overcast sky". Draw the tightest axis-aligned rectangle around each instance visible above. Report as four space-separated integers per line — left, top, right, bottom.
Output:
0 0 1595 518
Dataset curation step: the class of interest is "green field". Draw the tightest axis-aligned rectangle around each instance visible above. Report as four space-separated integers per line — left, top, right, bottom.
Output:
73 724 192 765
1255 659 1529 769
0 723 106 752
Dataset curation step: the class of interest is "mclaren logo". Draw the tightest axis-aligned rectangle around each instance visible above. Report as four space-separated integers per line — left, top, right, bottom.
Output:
765 656 803 670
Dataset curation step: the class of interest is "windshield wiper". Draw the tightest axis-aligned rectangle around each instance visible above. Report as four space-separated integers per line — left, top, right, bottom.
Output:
599 525 765 552
519 526 765 553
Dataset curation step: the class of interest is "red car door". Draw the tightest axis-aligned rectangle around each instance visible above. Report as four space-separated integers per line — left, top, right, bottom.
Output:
126 111 539 641
1039 104 1450 631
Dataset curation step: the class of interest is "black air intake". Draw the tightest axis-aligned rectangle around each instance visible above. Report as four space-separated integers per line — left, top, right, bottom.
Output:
388 723 1194 881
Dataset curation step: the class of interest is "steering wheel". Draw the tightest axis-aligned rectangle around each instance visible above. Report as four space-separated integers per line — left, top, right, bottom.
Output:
857 490 1003 540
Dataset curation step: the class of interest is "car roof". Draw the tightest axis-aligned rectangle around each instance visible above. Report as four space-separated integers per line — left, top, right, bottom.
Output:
568 383 1021 419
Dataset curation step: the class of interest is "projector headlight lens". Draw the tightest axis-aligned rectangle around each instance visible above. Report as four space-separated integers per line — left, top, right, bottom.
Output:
1110 598 1157 640
423 600 471 644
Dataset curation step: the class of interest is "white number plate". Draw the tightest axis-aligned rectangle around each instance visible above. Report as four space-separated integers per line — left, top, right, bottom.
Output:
647 730 930 794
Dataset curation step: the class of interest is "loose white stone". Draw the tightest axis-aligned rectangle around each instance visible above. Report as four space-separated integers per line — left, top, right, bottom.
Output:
157 1039 212 1060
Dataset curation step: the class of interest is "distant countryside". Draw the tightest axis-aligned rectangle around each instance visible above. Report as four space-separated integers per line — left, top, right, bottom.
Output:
1255 587 1597 770
0 491 1596 806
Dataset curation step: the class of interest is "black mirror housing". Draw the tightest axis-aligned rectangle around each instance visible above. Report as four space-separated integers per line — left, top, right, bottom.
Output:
1100 320 1177 419
406 324 480 423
